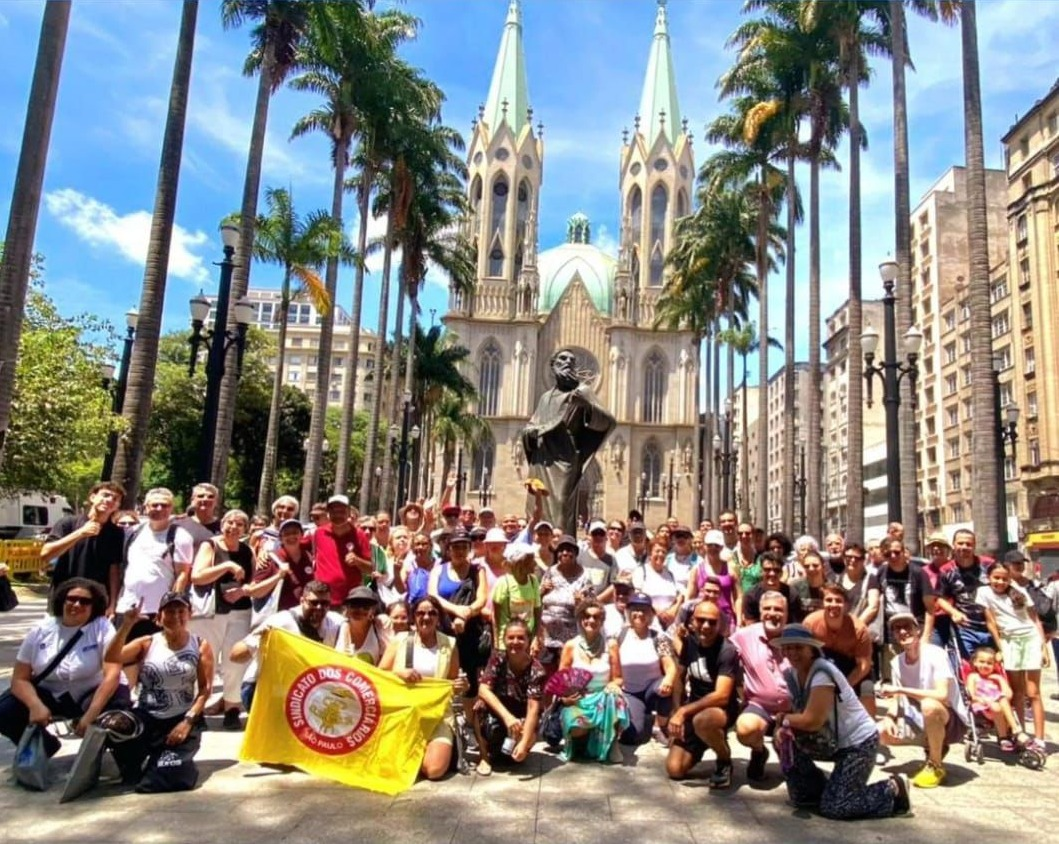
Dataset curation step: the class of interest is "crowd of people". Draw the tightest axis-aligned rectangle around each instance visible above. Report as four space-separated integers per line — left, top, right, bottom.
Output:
1 477 1055 819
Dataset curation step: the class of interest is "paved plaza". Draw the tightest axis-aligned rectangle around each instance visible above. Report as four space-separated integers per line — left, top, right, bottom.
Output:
1 590 1057 844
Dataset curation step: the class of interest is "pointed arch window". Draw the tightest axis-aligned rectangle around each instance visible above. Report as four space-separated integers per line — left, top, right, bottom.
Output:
649 184 668 286
677 188 689 220
490 175 508 239
643 350 666 423
629 186 643 237
642 441 662 497
472 430 496 493
488 233 505 278
470 176 483 218
478 341 503 416
516 179 531 240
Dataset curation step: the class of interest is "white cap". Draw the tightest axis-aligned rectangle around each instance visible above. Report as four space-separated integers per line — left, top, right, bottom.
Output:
704 529 725 547
484 527 508 544
503 542 536 563
588 520 607 534
327 494 350 507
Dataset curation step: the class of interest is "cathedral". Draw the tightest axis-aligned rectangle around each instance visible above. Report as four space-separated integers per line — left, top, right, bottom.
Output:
441 0 699 526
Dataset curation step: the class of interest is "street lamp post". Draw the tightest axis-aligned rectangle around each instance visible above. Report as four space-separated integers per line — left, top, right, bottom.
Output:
661 450 679 519
638 471 648 516
793 440 808 536
993 357 1020 551
478 468 493 509
394 390 420 514
188 224 254 484
373 466 382 512
102 307 139 480
713 398 735 510
862 259 923 524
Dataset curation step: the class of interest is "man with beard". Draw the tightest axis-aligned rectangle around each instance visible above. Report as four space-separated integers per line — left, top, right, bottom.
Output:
175 482 222 552
665 601 739 787
936 529 995 657
730 592 791 781
229 580 343 711
521 349 615 536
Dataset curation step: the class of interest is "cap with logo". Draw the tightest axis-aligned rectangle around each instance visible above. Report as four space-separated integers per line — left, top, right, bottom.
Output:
327 494 350 507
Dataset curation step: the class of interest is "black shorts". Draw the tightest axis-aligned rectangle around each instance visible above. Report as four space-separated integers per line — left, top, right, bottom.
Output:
672 706 737 762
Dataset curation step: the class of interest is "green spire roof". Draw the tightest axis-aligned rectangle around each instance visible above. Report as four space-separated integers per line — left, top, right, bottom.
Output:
637 0 681 147
483 1 530 137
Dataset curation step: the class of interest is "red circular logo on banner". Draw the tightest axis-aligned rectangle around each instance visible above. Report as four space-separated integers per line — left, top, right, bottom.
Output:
285 665 381 756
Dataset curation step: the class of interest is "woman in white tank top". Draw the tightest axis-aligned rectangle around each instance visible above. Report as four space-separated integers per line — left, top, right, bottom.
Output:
616 593 678 746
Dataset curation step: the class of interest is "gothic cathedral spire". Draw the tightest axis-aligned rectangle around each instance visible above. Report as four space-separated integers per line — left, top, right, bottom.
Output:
616 0 693 324
461 0 543 321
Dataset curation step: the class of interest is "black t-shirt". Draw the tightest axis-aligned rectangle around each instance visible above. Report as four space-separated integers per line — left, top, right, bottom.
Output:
213 540 254 613
176 516 221 552
940 561 990 631
879 561 935 634
679 634 738 704
743 581 794 623
47 515 124 592
788 578 828 621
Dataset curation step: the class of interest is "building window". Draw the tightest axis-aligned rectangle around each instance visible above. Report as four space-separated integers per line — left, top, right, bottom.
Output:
490 176 508 239
1004 456 1017 481
961 367 972 388
642 351 666 423
1022 302 1033 330
1025 347 1035 374
943 311 955 331
1027 391 1038 417
1019 258 1031 287
1029 439 1040 467
472 432 496 491
990 276 1009 302
991 311 1009 338
999 382 1014 407
648 184 668 287
962 334 972 354
288 371 300 383
945 374 957 396
995 345 1012 372
949 470 961 492
478 342 502 416
963 399 973 421
944 343 957 365
642 441 662 497
1015 214 1028 243
960 303 971 322
947 439 960 460
946 406 959 427
291 337 303 348
952 503 964 523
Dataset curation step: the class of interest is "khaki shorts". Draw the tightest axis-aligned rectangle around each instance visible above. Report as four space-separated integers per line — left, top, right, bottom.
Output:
429 712 456 746
1001 633 1043 672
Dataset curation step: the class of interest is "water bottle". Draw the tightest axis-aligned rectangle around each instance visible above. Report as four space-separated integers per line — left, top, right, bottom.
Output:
502 736 516 755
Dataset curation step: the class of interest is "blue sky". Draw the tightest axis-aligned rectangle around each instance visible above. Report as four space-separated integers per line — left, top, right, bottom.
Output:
1 0 1057 378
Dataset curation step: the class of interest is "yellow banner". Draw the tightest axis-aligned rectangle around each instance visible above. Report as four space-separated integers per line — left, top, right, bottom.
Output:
239 628 452 795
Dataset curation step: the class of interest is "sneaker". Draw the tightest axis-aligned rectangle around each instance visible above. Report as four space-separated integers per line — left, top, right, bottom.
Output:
1027 738 1047 754
747 746 769 781
96 710 142 743
709 759 733 789
890 774 911 815
222 709 242 731
475 759 492 776
911 762 945 789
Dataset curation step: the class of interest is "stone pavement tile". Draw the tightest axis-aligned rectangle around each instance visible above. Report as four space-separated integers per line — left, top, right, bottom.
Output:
535 789 611 822
535 820 696 844
283 811 458 844
452 819 538 844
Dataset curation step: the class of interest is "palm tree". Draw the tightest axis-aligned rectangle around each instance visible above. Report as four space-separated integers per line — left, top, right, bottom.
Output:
212 0 315 492
959 0 1000 551
0 1 71 470
429 390 489 494
234 187 342 514
288 4 416 513
111 0 198 504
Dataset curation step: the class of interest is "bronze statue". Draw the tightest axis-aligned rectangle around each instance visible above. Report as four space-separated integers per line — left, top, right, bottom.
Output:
521 349 616 536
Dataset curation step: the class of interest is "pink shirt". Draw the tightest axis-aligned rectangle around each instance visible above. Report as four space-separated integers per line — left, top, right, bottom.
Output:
730 623 790 714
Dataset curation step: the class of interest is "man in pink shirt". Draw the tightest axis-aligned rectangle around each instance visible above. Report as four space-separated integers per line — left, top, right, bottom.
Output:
729 591 790 781
312 495 373 608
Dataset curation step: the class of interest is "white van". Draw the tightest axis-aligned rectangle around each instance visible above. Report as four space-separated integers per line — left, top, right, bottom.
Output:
0 492 75 539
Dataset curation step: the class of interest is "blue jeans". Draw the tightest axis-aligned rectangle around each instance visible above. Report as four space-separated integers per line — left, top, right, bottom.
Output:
954 625 995 660
929 616 952 648
241 682 256 713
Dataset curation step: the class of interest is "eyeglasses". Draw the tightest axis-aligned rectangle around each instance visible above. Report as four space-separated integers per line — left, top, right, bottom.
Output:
738 531 753 537
883 551 902 559
303 599 329 608
117 520 138 527
415 610 439 619
844 554 864 561
691 617 719 626
582 613 604 621
65 596 92 607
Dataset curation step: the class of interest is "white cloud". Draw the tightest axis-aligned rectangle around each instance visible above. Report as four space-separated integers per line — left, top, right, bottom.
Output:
44 188 210 284
594 223 618 259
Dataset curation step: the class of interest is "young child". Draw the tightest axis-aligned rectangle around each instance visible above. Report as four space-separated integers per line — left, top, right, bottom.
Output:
976 561 1050 753
965 647 1025 751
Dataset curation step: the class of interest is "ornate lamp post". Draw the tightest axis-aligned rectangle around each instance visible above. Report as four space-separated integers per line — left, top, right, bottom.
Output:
862 259 923 523
392 390 420 513
637 471 648 516
713 398 735 510
793 440 808 536
661 450 680 519
102 307 138 480
994 355 1020 551
478 467 493 509
188 224 253 484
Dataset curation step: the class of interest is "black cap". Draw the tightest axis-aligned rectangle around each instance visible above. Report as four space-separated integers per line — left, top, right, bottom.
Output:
555 534 579 553
1003 549 1027 565
159 591 191 610
469 527 487 541
448 527 472 545
343 586 377 606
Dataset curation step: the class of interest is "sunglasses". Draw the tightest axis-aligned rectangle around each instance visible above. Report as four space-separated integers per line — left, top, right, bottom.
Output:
117 520 138 527
303 599 330 608
65 596 93 607
582 613 604 621
762 567 781 574
883 551 902 558
844 554 864 561
692 617 719 626
415 610 439 619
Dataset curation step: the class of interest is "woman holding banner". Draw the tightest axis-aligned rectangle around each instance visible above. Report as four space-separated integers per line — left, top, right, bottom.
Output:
380 596 468 780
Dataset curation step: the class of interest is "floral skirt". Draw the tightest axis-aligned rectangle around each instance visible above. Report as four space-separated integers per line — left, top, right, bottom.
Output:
560 689 631 762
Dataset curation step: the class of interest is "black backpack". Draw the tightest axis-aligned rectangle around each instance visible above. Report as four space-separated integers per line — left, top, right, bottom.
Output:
1025 581 1057 634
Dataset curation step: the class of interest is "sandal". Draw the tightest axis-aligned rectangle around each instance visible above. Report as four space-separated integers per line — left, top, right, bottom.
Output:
476 759 492 776
1000 738 1016 753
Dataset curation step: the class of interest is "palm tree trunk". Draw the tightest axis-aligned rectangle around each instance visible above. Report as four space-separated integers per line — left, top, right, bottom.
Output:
300 139 347 514
358 200 395 512
0 0 71 467
111 0 197 504
807 154 823 540
961 0 1000 552
211 34 275 493
782 150 797 534
379 270 407 510
702 330 713 519
892 0 918 551
336 166 374 492
256 266 292 515
713 331 722 513
756 173 769 529
845 56 866 543
741 350 750 522
692 335 702 524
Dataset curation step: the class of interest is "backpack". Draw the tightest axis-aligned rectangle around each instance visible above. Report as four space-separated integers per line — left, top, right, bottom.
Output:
122 523 179 576
1025 581 1057 634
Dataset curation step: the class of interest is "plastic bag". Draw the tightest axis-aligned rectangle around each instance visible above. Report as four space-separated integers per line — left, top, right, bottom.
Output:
13 724 49 791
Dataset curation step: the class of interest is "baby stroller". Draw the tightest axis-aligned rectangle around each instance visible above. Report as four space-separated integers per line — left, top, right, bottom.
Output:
947 638 1046 770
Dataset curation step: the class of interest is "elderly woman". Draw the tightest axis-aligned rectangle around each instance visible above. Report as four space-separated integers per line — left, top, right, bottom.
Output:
336 586 393 665
475 619 547 775
556 598 630 763
189 508 254 730
785 535 820 582
104 592 214 792
617 592 677 746
379 595 467 780
540 535 594 671
492 543 543 653
633 540 683 629
775 623 909 819
1 578 128 756
249 517 315 616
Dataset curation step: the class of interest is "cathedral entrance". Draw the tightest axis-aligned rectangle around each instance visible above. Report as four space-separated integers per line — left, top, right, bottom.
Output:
576 457 603 529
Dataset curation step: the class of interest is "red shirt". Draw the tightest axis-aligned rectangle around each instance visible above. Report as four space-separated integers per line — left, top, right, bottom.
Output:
312 522 372 606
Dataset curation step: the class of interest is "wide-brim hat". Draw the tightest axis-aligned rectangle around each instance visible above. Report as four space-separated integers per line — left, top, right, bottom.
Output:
343 586 377 606
925 532 951 548
555 534 579 553
773 623 825 650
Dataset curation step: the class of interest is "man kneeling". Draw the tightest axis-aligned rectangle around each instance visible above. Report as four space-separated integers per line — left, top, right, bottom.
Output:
665 602 738 787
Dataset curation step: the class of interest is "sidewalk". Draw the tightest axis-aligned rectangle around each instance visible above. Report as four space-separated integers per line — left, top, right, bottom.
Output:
1 592 1057 844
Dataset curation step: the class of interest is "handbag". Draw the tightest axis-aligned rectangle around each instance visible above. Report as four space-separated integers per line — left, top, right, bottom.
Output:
0 576 18 612
541 701 564 747
784 663 841 762
13 725 49 790
189 583 216 620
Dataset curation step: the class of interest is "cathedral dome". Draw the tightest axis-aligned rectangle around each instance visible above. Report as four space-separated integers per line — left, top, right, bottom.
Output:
537 213 617 315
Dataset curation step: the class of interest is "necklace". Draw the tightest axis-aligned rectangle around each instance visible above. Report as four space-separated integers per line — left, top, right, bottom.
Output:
578 634 604 659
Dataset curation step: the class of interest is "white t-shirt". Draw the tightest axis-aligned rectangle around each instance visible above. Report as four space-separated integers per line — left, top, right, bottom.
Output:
617 629 664 694
975 584 1036 638
119 524 193 614
889 642 967 718
633 565 680 615
16 616 123 702
665 553 698 592
241 609 343 683
803 659 878 749
578 548 614 591
614 544 649 573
